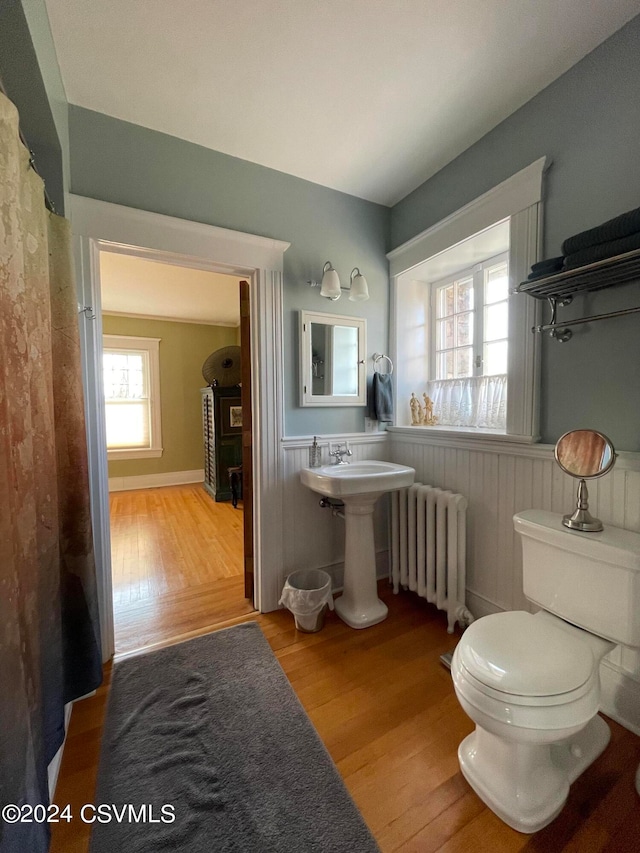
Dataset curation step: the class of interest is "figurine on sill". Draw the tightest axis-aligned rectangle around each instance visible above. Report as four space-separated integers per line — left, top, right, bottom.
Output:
410 392 422 425
410 392 439 425
422 394 438 426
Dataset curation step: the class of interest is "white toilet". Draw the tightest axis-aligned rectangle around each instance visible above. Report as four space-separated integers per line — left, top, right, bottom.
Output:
452 508 640 834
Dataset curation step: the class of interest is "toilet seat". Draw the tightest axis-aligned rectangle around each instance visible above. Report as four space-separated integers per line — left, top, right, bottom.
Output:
452 611 600 731
457 611 594 697
455 657 597 708
453 656 600 733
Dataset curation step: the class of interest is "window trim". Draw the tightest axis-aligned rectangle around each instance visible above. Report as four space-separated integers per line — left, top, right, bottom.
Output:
388 157 547 441
103 334 163 460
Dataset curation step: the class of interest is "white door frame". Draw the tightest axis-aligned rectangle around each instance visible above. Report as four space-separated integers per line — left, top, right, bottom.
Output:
70 195 290 661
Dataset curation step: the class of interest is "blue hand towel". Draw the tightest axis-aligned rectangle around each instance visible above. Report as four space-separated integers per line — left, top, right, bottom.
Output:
370 373 394 423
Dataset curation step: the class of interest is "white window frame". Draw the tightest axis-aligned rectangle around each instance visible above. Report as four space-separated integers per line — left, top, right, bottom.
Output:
430 251 509 381
103 334 163 460
388 157 547 442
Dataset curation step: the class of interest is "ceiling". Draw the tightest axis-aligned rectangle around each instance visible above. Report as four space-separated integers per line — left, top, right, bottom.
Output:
100 252 241 326
45 1 638 206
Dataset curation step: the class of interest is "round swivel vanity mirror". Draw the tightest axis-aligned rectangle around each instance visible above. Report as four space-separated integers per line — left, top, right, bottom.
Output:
554 429 616 532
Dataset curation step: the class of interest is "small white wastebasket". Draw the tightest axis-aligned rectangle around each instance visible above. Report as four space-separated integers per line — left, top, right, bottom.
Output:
279 569 334 633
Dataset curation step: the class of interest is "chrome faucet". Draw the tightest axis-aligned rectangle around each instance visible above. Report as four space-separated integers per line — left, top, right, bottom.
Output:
329 443 352 464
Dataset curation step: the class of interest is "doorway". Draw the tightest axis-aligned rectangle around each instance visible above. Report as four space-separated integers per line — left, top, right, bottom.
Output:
71 192 290 661
99 251 255 654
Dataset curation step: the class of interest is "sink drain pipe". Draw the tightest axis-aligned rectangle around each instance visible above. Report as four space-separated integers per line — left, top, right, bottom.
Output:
318 496 345 520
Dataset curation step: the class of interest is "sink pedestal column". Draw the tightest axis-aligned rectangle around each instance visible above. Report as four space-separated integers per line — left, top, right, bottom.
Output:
334 493 388 629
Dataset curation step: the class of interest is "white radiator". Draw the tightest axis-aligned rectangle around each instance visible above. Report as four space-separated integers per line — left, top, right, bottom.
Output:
390 483 474 633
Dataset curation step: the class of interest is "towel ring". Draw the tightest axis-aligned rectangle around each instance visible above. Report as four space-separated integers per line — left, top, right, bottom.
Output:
373 353 393 375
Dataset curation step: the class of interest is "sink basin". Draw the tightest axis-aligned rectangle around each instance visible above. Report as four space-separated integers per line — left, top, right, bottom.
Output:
300 460 415 498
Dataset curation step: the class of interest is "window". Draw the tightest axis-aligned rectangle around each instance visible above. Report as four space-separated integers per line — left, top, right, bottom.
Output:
102 335 162 459
428 254 509 430
432 254 509 380
389 157 546 440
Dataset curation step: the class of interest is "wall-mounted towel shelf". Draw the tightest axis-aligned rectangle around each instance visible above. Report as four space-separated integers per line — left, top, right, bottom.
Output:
516 248 640 341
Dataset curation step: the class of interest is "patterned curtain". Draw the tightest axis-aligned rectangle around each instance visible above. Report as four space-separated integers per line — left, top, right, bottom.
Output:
0 93 102 853
428 374 507 430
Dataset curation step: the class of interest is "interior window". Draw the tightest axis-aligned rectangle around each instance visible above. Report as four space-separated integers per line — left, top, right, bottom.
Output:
103 349 152 449
102 334 162 459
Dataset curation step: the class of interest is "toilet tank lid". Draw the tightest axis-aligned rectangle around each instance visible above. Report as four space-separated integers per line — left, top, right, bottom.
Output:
514 510 640 572
458 611 594 697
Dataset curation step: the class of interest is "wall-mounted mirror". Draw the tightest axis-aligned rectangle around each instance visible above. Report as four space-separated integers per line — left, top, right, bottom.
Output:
299 310 366 407
554 429 616 532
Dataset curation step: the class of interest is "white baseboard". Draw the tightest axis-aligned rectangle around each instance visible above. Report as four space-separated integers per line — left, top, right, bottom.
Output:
599 658 640 737
465 590 504 621
108 469 204 492
291 550 389 598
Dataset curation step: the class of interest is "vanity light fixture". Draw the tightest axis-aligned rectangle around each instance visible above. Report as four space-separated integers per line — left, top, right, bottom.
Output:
308 262 369 302
348 267 369 301
319 261 341 300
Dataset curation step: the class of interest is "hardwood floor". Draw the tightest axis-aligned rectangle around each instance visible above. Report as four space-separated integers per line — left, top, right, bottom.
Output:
109 484 254 654
51 584 640 852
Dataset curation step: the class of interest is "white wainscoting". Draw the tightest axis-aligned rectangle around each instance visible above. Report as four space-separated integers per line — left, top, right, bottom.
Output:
387 427 640 734
281 433 390 592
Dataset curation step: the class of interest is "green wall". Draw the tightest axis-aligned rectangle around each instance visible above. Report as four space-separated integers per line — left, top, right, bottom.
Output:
68 106 391 438
390 14 640 451
103 315 239 478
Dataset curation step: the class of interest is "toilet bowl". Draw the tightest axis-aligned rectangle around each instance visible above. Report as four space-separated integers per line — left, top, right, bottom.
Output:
452 610 613 833
452 509 640 833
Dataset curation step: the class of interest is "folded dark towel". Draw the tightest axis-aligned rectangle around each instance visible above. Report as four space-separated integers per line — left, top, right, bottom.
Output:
530 256 565 273
563 230 640 269
527 269 558 281
368 373 393 423
528 256 565 280
562 206 640 256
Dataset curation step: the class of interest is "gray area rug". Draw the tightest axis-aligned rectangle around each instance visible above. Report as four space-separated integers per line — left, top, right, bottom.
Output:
91 622 379 852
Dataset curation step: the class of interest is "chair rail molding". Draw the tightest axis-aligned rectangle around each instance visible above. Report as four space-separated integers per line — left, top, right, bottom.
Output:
70 195 289 659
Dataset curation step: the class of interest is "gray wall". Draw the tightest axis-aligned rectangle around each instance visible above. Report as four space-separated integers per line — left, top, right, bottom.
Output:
68 106 390 437
391 14 640 451
12 5 640 448
0 0 65 212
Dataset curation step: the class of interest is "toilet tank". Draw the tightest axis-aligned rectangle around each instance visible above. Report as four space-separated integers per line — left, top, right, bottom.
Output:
514 510 640 647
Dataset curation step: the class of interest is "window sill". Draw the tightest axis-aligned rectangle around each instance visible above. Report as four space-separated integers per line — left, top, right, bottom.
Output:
107 448 163 461
387 425 540 444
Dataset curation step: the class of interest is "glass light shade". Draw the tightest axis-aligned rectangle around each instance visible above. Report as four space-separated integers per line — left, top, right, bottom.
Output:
348 269 369 301
320 263 341 300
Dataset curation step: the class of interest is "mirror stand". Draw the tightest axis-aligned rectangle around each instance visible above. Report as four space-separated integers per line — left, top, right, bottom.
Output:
555 429 616 533
563 479 603 533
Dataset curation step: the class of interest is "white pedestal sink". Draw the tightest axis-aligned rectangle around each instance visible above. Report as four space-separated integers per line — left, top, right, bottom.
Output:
300 461 415 628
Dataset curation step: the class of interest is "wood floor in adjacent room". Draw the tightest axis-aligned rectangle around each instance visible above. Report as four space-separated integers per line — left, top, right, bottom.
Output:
109 484 254 654
51 584 640 853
